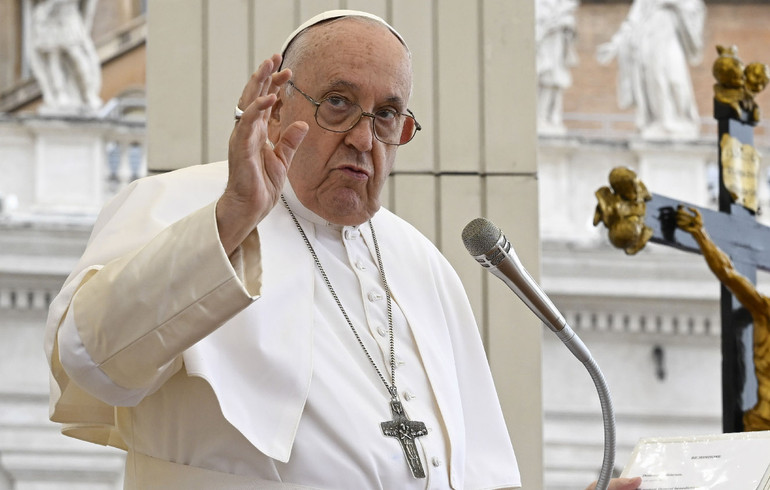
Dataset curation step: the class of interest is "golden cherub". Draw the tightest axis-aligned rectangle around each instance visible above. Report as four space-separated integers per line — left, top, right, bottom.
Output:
593 167 653 255
713 45 770 124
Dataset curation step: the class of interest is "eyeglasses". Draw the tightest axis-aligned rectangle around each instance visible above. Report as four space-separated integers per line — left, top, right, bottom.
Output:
287 80 421 146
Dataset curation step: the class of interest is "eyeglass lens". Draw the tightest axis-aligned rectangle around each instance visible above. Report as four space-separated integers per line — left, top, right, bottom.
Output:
316 98 416 145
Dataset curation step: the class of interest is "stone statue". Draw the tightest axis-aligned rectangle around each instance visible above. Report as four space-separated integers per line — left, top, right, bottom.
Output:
676 206 770 431
28 0 102 114
535 0 579 135
595 0 705 140
593 167 653 255
713 45 770 124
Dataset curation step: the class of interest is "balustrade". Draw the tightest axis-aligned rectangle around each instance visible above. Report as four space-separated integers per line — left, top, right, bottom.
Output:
0 114 146 217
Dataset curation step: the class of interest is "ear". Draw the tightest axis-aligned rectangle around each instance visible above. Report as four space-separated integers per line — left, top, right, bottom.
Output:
268 96 283 144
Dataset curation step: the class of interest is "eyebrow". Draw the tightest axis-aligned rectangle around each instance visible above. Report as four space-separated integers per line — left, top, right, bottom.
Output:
323 79 406 107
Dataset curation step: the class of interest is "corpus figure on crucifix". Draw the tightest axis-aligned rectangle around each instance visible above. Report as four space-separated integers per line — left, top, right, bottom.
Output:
676 206 770 431
594 44 770 433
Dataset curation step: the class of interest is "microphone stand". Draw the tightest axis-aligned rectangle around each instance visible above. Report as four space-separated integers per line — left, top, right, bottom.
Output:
556 326 616 490
462 218 615 490
492 254 616 490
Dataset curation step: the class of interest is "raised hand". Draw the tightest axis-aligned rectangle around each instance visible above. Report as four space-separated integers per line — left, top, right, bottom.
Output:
217 54 309 255
676 205 703 234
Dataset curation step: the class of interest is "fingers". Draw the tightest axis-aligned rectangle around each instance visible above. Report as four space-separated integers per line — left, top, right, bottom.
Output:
236 54 291 125
618 476 643 489
675 205 702 231
273 121 310 166
237 54 279 107
675 205 698 218
587 476 642 490
271 68 292 92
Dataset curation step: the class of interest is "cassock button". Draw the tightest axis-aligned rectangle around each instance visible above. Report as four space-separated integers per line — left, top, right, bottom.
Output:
376 326 387 337
404 392 416 401
344 229 360 240
367 291 383 302
355 261 366 270
432 457 441 468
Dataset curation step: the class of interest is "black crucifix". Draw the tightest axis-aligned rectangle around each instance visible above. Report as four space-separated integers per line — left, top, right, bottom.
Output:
594 45 770 433
381 400 428 478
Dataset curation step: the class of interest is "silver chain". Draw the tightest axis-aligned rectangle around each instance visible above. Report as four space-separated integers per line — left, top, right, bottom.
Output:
281 195 399 401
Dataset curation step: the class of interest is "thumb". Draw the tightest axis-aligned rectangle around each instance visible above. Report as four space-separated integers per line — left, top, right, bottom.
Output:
274 121 309 167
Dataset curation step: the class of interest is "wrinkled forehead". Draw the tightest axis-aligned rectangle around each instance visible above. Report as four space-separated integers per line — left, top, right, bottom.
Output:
281 14 413 100
280 9 409 62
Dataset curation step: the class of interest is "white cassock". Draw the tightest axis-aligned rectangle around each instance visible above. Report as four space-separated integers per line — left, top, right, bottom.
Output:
44 161 521 489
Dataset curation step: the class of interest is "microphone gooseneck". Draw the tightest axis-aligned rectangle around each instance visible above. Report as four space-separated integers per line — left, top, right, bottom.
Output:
462 217 616 490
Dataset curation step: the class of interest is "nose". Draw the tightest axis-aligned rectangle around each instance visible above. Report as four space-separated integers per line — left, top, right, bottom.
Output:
344 114 374 152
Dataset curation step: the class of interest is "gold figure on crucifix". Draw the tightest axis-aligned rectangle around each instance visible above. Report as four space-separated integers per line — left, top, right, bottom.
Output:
593 167 653 255
676 206 770 431
713 45 770 124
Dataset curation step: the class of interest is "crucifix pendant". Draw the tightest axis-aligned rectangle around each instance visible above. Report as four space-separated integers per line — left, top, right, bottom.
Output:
381 400 428 478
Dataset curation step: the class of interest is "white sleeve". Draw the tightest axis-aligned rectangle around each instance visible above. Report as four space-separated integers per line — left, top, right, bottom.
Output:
54 201 261 406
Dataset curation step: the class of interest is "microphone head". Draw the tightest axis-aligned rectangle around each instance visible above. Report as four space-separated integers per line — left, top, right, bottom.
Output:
462 217 502 256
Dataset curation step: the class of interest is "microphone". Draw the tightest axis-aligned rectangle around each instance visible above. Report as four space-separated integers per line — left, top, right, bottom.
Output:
462 217 616 490
461 217 587 359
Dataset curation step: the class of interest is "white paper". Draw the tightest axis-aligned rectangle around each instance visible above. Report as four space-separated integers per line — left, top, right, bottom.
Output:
621 431 770 489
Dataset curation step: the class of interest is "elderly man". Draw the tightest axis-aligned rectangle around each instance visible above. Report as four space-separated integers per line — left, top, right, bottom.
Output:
45 10 640 490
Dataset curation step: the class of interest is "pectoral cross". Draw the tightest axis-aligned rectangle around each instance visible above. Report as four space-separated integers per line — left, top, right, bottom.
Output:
381 400 428 478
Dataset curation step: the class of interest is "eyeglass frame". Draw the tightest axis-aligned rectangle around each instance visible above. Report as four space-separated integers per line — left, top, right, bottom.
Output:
286 80 421 146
